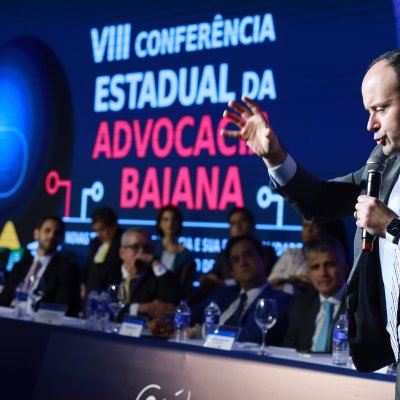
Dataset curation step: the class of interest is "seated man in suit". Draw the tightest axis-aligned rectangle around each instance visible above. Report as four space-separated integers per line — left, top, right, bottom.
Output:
120 228 182 320
0 215 80 316
188 207 277 306
190 234 291 345
282 234 348 352
82 206 125 296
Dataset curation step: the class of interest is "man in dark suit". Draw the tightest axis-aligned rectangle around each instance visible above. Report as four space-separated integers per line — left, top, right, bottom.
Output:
221 49 400 396
119 228 182 320
82 206 124 295
0 215 80 316
189 206 277 306
191 234 291 345
283 234 348 352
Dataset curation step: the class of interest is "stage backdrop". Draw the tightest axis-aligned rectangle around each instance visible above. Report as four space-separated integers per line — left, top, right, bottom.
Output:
0 0 398 278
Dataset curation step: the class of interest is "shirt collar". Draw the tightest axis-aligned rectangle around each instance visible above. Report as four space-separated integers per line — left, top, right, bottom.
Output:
240 283 269 305
34 253 54 268
318 283 346 305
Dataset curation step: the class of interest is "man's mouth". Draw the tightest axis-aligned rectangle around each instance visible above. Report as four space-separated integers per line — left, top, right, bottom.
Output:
374 134 385 145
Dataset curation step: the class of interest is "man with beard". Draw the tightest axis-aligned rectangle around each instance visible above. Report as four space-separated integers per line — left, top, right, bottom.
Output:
0 215 80 316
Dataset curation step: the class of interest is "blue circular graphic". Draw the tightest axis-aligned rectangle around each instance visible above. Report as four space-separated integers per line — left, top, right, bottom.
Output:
0 127 28 197
0 37 74 220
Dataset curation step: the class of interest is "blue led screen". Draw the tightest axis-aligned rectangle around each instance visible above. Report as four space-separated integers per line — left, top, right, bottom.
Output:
0 0 398 274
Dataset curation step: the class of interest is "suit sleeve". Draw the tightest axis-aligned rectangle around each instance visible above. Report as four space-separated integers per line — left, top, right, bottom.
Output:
272 165 363 222
0 253 32 307
154 270 183 304
52 258 81 317
282 298 302 349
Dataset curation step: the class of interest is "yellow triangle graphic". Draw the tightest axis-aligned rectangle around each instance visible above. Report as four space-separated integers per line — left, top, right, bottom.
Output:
0 221 21 249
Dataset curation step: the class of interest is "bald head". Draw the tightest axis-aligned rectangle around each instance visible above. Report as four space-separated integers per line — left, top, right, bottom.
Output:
361 59 400 156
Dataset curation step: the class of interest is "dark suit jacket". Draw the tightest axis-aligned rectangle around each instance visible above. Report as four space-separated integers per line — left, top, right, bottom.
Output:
0 250 81 317
191 284 292 345
82 228 124 293
273 145 397 371
120 267 182 320
128 268 183 305
283 287 346 352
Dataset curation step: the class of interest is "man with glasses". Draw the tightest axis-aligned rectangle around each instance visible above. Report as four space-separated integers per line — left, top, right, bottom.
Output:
119 228 182 319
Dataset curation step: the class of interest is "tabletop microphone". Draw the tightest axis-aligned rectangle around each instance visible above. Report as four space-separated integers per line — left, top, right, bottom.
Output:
362 146 388 251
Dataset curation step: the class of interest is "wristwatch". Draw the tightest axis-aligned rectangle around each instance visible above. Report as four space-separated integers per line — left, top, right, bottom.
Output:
386 218 400 244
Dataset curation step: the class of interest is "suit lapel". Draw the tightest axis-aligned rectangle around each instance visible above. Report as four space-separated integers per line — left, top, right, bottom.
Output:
304 292 320 342
381 156 400 203
242 285 270 320
41 254 60 299
219 285 241 314
129 270 149 301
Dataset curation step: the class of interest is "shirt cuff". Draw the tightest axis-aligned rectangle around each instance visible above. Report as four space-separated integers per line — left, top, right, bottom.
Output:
385 231 400 244
129 303 139 316
268 153 297 187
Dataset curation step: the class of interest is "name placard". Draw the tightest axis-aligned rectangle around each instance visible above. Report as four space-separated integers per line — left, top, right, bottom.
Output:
34 303 67 326
203 326 240 351
119 315 148 337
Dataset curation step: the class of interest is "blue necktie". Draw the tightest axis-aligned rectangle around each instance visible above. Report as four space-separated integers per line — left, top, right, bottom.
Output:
225 292 248 326
315 300 334 352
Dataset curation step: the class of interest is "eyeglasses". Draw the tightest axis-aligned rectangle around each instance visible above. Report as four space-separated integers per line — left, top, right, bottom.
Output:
122 243 150 252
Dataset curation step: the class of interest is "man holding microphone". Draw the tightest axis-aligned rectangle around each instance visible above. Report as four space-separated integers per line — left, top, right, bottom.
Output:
221 50 400 398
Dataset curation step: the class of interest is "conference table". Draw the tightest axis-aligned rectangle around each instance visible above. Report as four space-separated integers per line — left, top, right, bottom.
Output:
0 307 395 400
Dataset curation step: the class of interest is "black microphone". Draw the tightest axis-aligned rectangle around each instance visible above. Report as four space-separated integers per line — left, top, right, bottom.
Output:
362 146 388 251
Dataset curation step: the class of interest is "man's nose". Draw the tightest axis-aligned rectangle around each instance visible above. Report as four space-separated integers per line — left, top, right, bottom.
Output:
320 266 329 276
367 114 380 132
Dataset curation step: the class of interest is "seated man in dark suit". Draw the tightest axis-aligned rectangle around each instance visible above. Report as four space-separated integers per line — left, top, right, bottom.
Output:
188 207 277 306
0 215 80 316
82 206 124 296
120 228 182 320
191 234 291 345
282 234 348 352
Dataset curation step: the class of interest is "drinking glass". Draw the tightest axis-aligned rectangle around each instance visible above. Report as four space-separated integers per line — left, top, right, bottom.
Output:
254 298 277 355
107 283 127 333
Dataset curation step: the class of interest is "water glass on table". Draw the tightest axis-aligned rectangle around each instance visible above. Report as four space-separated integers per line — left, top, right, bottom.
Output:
106 283 127 333
254 298 277 355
